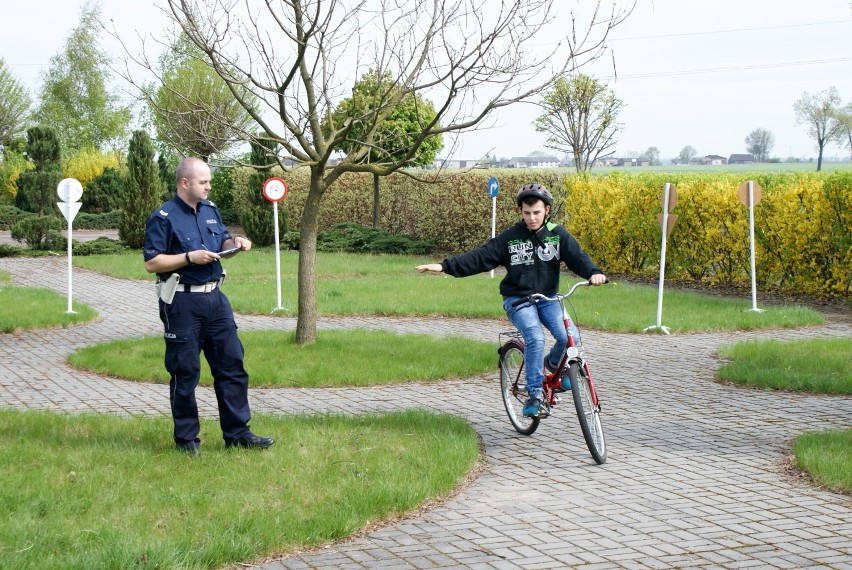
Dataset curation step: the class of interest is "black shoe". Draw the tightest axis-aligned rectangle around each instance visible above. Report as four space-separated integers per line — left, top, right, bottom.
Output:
176 441 200 456
544 358 558 374
226 434 275 449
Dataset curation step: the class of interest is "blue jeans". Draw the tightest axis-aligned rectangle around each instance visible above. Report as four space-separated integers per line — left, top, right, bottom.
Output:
503 296 578 398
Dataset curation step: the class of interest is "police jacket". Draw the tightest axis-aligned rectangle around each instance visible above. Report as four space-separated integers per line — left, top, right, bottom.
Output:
143 195 232 285
440 220 603 298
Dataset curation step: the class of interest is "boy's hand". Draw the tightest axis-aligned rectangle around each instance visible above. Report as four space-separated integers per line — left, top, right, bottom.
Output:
589 274 607 285
416 263 443 273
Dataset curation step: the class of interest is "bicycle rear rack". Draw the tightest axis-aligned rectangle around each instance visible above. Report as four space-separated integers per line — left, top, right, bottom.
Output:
499 330 522 344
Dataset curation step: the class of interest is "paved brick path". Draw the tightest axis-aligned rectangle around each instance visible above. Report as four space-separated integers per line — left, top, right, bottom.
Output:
1 257 850 569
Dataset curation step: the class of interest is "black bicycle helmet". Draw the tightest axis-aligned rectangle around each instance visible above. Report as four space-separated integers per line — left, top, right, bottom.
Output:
515 183 553 207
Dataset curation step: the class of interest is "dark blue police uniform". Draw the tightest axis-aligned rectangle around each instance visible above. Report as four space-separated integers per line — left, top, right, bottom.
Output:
144 195 253 446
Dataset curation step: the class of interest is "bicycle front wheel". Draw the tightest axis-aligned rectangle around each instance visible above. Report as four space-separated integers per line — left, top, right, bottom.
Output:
569 362 607 464
500 342 539 435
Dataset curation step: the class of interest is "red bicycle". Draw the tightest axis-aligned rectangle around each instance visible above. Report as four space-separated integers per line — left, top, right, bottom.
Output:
498 280 607 464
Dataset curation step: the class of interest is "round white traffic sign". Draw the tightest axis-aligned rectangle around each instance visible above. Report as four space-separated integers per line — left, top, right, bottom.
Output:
262 177 288 202
57 178 83 203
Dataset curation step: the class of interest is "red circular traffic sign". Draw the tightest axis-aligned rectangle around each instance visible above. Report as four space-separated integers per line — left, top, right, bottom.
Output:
262 177 288 202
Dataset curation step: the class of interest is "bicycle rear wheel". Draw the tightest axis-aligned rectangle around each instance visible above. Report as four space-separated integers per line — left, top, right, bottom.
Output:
500 342 539 435
569 362 607 464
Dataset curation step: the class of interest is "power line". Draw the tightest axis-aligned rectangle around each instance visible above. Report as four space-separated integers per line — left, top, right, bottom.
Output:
604 57 852 80
609 19 852 41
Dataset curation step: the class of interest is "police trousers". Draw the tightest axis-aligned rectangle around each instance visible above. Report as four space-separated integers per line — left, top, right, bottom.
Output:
159 288 252 444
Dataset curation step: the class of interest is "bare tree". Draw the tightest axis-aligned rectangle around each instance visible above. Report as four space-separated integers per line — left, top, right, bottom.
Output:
744 128 775 162
136 0 633 343
836 103 852 160
534 73 624 172
678 145 696 165
641 146 660 166
794 87 844 171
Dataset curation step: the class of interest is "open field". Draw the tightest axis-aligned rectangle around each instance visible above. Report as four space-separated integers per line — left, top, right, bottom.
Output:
591 161 852 174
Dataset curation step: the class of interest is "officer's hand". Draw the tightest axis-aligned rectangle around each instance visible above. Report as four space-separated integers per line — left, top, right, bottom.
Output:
190 249 220 265
234 236 252 252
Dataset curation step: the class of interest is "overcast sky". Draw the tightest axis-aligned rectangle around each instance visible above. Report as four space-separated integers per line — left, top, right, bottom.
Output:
2 0 850 162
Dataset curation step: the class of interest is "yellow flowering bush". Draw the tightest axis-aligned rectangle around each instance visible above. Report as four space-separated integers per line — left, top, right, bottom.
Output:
63 149 122 189
0 152 33 202
560 171 850 298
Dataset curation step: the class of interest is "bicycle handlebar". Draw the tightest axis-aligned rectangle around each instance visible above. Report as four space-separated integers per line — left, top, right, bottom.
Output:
510 280 592 308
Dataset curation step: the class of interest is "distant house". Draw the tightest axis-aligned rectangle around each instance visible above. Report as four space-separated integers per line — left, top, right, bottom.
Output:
592 157 620 167
592 157 644 167
691 154 727 165
434 158 479 169
728 154 755 164
508 155 561 168
615 157 649 167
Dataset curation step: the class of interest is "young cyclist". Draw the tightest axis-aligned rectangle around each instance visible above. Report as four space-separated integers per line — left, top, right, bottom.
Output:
416 183 606 418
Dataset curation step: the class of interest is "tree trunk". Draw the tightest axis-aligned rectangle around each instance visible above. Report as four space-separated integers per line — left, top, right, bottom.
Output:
372 173 380 229
295 176 325 344
817 140 825 172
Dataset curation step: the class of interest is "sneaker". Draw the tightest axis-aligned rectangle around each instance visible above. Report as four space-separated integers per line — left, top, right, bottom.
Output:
544 358 558 374
522 397 548 418
560 375 572 391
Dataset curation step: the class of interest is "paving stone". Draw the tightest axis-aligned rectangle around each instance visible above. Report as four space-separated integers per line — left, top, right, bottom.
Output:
1 256 851 570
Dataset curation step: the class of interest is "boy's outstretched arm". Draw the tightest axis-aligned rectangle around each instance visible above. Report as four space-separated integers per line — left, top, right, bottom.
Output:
416 263 444 273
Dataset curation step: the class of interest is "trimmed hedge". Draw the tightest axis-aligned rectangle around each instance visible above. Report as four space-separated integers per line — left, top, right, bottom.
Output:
564 171 851 299
245 167 568 253
258 167 848 299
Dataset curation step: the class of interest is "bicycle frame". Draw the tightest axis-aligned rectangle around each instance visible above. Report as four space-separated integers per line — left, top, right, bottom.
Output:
515 281 600 411
549 295 600 410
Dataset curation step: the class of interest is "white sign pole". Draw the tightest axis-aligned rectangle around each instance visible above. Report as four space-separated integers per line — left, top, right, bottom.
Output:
643 183 673 335
490 196 496 278
655 185 670 330
56 178 83 314
487 176 499 278
66 206 74 312
746 181 763 313
273 201 282 311
262 177 288 312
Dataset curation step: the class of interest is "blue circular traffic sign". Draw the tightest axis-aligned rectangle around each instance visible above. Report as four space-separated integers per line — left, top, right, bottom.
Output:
487 176 499 198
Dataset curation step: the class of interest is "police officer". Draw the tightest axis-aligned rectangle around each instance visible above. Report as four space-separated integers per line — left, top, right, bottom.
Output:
144 157 274 455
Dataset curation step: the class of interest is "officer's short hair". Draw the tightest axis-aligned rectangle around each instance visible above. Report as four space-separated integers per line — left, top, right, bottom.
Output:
176 158 204 188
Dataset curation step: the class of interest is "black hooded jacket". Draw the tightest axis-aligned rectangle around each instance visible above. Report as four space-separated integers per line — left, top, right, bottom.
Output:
440 220 602 298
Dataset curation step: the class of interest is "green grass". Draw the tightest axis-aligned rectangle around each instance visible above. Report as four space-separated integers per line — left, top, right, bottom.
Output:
74 252 824 331
74 250 434 280
68 329 496 387
717 338 852 394
0 286 98 332
718 337 852 495
567 281 823 333
227 276 823 330
794 430 852 495
0 407 480 569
